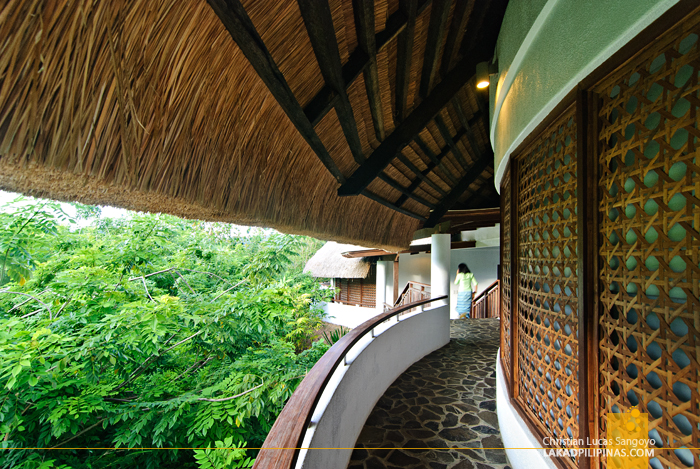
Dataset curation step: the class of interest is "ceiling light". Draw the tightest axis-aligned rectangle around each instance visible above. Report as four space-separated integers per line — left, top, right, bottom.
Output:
476 61 490 89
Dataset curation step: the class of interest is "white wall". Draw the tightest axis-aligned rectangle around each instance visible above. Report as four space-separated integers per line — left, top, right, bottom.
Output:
382 246 501 318
449 246 500 318
496 351 558 469
297 305 450 469
322 302 379 329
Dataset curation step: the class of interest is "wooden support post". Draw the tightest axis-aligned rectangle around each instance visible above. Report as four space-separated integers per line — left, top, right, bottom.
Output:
576 88 600 469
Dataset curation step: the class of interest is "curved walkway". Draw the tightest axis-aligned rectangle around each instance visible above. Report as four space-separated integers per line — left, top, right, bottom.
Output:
347 318 511 469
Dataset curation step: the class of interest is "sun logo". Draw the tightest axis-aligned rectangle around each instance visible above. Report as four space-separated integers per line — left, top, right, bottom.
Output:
607 406 651 469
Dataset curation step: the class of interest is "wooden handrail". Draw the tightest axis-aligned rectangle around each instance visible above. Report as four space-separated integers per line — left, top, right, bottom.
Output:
253 295 448 469
393 280 431 308
472 280 499 304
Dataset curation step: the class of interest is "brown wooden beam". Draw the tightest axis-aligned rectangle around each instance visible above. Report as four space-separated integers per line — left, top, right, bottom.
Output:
297 0 365 164
435 114 469 168
338 50 493 196
414 135 459 185
395 0 418 123
304 0 431 127
451 97 483 159
423 156 492 227
439 0 472 77
419 0 451 98
206 0 345 183
360 190 427 221
377 173 437 209
353 0 384 141
394 153 448 197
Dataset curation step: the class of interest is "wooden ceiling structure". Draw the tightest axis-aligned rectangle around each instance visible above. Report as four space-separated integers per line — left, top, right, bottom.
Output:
208 0 506 225
0 0 507 249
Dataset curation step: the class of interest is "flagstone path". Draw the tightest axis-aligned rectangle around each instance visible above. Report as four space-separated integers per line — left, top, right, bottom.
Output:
347 318 511 469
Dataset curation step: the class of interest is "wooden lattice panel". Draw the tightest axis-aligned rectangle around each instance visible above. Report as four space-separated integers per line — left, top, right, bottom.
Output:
596 11 700 469
517 106 579 455
501 165 512 381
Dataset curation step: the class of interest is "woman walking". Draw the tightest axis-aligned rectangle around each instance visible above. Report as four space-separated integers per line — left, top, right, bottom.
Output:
455 263 478 319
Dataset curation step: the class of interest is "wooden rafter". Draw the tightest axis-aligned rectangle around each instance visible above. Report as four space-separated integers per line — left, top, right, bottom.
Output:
297 0 365 164
337 52 491 196
439 0 472 77
395 0 418 123
377 173 437 209
304 0 431 127
394 153 448 196
423 155 492 227
205 0 345 183
397 110 482 207
435 114 469 168
419 0 451 99
414 135 459 185
353 0 384 141
361 190 427 221
451 97 483 159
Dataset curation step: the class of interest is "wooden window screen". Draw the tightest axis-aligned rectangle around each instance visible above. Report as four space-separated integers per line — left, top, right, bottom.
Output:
516 106 580 461
595 10 700 469
501 164 512 382
334 265 377 308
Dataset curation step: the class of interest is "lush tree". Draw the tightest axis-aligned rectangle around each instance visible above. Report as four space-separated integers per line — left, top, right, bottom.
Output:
0 203 332 469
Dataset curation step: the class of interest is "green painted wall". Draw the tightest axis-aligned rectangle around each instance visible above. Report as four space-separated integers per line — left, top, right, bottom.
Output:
490 0 680 188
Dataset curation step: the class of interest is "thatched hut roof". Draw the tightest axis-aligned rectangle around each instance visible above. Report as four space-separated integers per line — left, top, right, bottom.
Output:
304 242 373 279
0 0 507 250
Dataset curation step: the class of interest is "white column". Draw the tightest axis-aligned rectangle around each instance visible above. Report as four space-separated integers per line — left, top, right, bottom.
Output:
375 261 388 313
431 233 450 307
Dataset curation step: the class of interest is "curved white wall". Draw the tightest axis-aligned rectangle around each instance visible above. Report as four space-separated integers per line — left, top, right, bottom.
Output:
491 0 680 189
496 351 557 469
296 305 450 469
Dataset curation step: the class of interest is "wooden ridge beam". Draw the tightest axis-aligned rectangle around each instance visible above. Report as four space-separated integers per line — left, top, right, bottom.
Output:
419 0 451 99
395 0 418 123
353 0 384 141
304 0 431 127
423 155 492 227
206 0 345 183
337 51 491 196
395 111 482 207
439 0 472 77
298 0 365 164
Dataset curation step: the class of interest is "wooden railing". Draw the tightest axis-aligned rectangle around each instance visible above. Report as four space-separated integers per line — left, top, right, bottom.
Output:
390 281 430 311
472 280 500 319
252 295 447 469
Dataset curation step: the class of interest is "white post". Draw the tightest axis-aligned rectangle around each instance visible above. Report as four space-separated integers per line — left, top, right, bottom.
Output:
375 261 387 313
431 233 450 307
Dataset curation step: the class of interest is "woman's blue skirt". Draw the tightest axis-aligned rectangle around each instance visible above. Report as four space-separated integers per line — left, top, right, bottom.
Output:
456 290 473 317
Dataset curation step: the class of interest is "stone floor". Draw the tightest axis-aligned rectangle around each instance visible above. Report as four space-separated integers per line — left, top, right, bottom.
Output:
347 318 511 469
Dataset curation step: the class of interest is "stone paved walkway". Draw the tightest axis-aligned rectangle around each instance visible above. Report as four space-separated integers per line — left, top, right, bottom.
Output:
347 318 511 469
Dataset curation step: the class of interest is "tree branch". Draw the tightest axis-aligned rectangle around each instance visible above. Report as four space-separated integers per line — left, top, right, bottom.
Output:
50 417 107 449
0 289 51 310
195 382 264 402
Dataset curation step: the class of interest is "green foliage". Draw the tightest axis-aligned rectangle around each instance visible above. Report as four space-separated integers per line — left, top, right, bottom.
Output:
0 203 332 469
322 326 350 346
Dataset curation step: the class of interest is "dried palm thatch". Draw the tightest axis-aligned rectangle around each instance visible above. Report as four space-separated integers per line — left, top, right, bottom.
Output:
0 0 504 251
303 242 372 279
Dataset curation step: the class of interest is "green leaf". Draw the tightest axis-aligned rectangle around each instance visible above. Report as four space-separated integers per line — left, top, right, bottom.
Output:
28 375 38 386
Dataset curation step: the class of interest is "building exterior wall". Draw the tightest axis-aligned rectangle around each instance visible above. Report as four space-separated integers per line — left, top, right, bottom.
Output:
491 0 681 189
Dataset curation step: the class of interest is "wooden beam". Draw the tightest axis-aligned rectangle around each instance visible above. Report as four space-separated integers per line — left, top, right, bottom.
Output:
304 0 431 127
451 97 483 159
360 190 427 221
396 110 482 207
435 114 469 168
414 135 459 185
206 0 344 183
423 156 492 227
395 0 418 123
439 0 472 77
297 0 365 164
338 51 491 196
353 0 384 141
419 0 451 99
377 173 438 209
395 153 448 197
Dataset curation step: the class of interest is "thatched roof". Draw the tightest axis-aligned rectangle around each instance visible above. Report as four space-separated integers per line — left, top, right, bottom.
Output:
0 0 507 250
304 242 372 279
